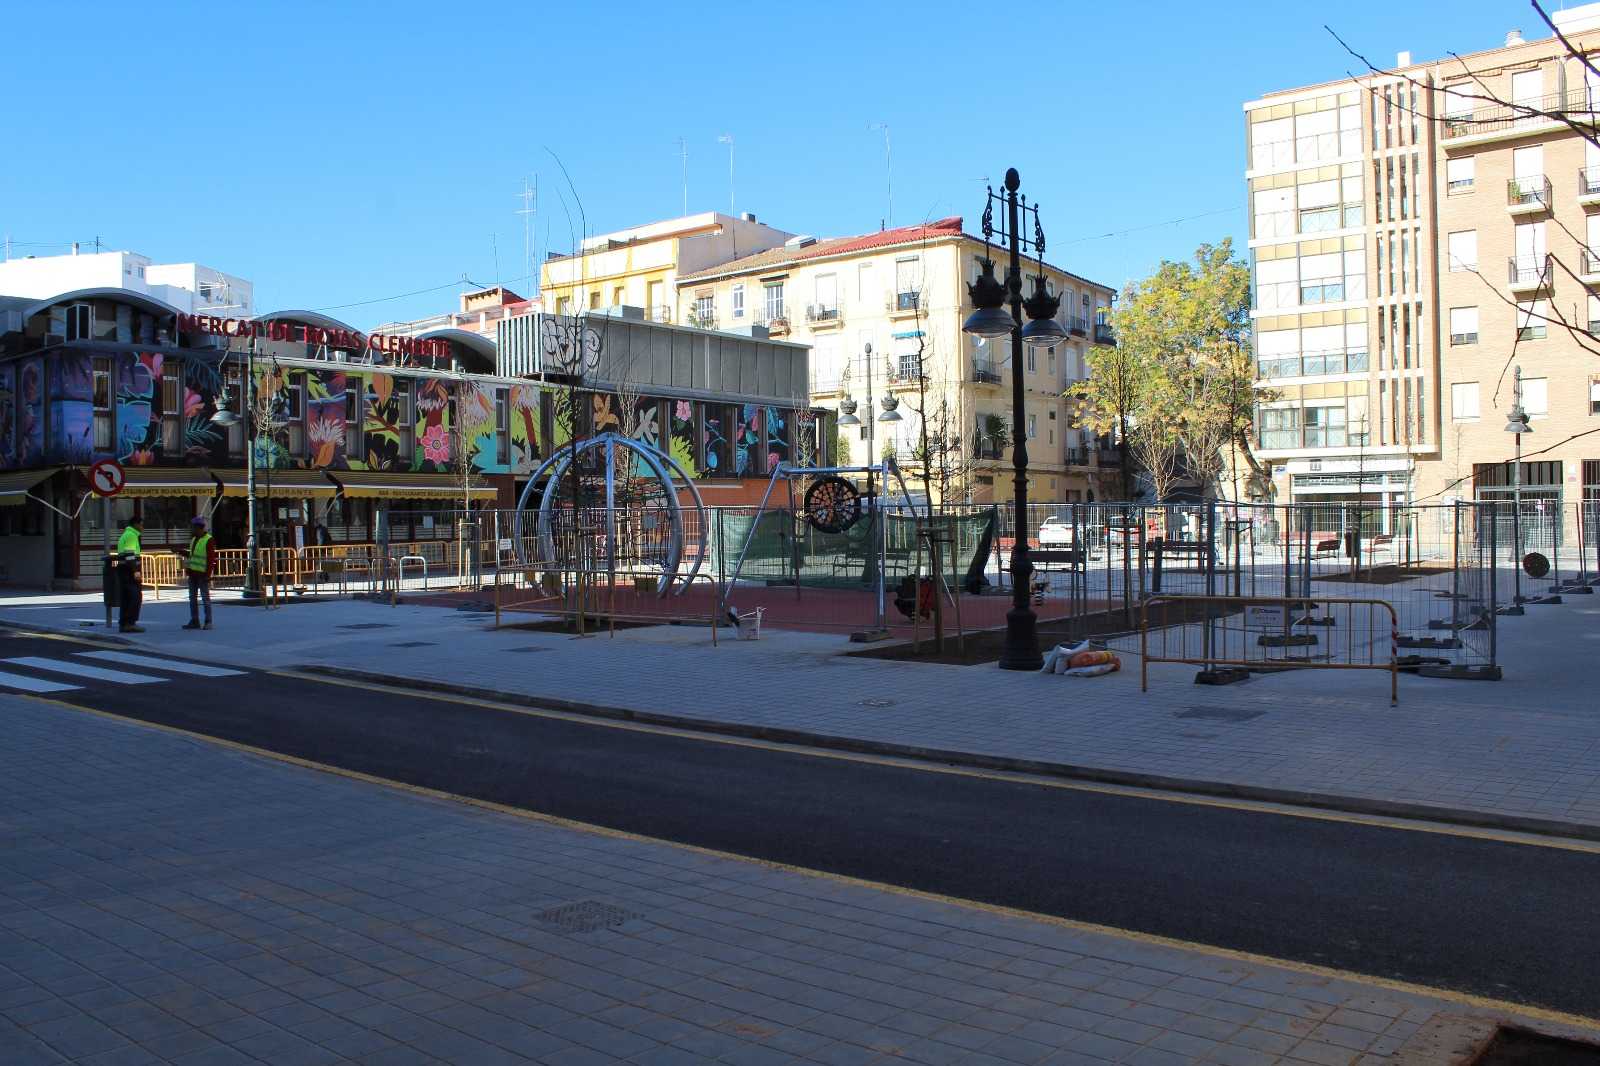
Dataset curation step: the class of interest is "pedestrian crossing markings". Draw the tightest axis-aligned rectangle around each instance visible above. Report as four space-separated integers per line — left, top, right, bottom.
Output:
0 652 244 692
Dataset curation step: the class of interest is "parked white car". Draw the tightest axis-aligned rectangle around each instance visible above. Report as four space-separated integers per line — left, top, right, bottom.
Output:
1037 515 1075 547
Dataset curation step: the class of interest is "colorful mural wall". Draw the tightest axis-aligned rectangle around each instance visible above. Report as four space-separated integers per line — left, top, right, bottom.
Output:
115 352 160 464
360 372 402 471
305 369 347 469
17 359 44 466
1 344 820 488
47 350 93 464
180 356 227 467
0 364 14 470
764 406 788 472
509 385 540 474
735 403 762 477
669 400 698 478
413 377 452 472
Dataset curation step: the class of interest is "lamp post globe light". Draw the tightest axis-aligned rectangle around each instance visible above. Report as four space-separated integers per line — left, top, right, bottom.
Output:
1503 365 1533 612
962 168 1061 670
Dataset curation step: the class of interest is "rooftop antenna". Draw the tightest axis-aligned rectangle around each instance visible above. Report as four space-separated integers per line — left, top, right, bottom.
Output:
492 233 501 288
869 122 893 228
676 137 688 216
516 176 537 293
717 133 735 217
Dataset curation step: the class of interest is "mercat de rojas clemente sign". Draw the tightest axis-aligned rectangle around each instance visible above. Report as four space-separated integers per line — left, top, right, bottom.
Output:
175 313 452 366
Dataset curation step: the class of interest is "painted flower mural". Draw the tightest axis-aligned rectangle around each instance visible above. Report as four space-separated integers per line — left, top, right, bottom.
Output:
421 421 451 465
412 378 452 471
307 408 345 467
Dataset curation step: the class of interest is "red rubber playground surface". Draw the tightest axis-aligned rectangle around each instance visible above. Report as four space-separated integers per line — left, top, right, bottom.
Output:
421 580 1099 637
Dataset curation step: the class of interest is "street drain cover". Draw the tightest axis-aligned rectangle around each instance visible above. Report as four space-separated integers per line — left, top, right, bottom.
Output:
1472 1027 1600 1065
389 641 436 648
1175 706 1265 723
336 623 395 630
859 698 897 708
534 901 638 934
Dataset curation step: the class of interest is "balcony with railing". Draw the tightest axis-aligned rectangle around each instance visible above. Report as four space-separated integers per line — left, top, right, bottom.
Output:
1508 254 1550 291
1443 88 1588 145
810 375 846 397
887 290 921 315
1581 167 1600 205
754 310 790 336
646 305 672 323
1094 321 1115 345
972 439 1005 461
1255 348 1370 380
1063 446 1089 467
1067 314 1088 337
804 303 842 327
686 307 717 330
1581 249 1600 284
971 359 1002 385
1507 174 1553 214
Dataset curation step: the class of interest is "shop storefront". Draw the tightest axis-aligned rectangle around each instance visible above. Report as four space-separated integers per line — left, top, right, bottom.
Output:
0 289 824 588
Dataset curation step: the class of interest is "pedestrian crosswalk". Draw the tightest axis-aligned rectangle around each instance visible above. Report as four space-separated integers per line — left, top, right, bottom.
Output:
0 651 244 693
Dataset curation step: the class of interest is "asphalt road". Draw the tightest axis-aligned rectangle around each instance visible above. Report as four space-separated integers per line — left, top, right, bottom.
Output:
5 627 1597 1018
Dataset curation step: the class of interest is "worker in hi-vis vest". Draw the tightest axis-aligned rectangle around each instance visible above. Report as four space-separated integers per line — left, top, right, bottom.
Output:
183 515 215 631
115 516 144 633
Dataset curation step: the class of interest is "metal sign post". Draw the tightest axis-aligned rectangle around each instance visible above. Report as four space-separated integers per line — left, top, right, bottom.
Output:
89 459 126 628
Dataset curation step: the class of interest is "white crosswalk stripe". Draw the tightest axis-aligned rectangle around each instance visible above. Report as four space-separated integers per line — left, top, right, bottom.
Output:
0 670 81 693
75 651 243 677
2 657 165 685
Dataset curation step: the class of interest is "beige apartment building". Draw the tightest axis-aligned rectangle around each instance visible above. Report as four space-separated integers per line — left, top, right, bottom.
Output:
674 216 1120 504
539 212 793 321
1246 5 1600 537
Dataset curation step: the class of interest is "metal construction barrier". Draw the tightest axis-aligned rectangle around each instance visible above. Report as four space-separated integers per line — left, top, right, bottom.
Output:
139 552 183 598
1140 594 1399 704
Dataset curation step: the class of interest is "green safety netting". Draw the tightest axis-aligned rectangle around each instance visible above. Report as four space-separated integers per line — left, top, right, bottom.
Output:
709 508 995 590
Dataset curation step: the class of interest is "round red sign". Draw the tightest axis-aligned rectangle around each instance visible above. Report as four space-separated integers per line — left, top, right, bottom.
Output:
89 459 126 498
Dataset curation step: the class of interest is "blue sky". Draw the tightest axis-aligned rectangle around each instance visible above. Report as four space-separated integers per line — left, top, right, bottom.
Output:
3 0 1537 328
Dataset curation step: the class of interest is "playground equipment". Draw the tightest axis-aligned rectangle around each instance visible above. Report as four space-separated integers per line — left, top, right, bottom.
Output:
513 433 708 596
722 458 916 632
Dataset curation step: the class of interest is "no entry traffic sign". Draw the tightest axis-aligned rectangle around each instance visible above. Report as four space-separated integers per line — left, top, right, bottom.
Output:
89 459 126 498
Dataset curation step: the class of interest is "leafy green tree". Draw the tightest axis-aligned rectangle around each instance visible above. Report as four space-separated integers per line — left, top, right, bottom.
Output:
1081 239 1268 500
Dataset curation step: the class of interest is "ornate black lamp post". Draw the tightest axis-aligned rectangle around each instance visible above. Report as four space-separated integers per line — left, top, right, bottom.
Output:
962 168 1067 670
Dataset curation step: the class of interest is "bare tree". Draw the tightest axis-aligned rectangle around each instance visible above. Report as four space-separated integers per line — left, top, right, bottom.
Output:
1132 421 1183 504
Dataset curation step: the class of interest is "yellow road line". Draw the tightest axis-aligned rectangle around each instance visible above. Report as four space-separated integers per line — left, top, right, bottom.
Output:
10 689 1600 1033
273 666 1600 857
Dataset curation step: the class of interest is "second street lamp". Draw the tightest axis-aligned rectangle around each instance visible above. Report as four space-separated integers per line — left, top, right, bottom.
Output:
962 167 1062 670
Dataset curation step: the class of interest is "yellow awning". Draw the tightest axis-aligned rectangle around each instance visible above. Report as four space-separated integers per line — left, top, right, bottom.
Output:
327 470 498 500
0 468 57 507
78 466 220 498
209 468 337 499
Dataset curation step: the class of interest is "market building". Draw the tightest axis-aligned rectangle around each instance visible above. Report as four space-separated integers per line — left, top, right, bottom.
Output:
0 287 820 589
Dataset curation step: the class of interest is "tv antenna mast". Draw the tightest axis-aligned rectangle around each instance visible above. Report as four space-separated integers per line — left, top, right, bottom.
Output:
516 176 538 294
676 137 688 216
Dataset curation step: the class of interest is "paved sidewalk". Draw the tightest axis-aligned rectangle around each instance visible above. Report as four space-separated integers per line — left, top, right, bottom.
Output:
5 589 1600 836
2 694 1593 1065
